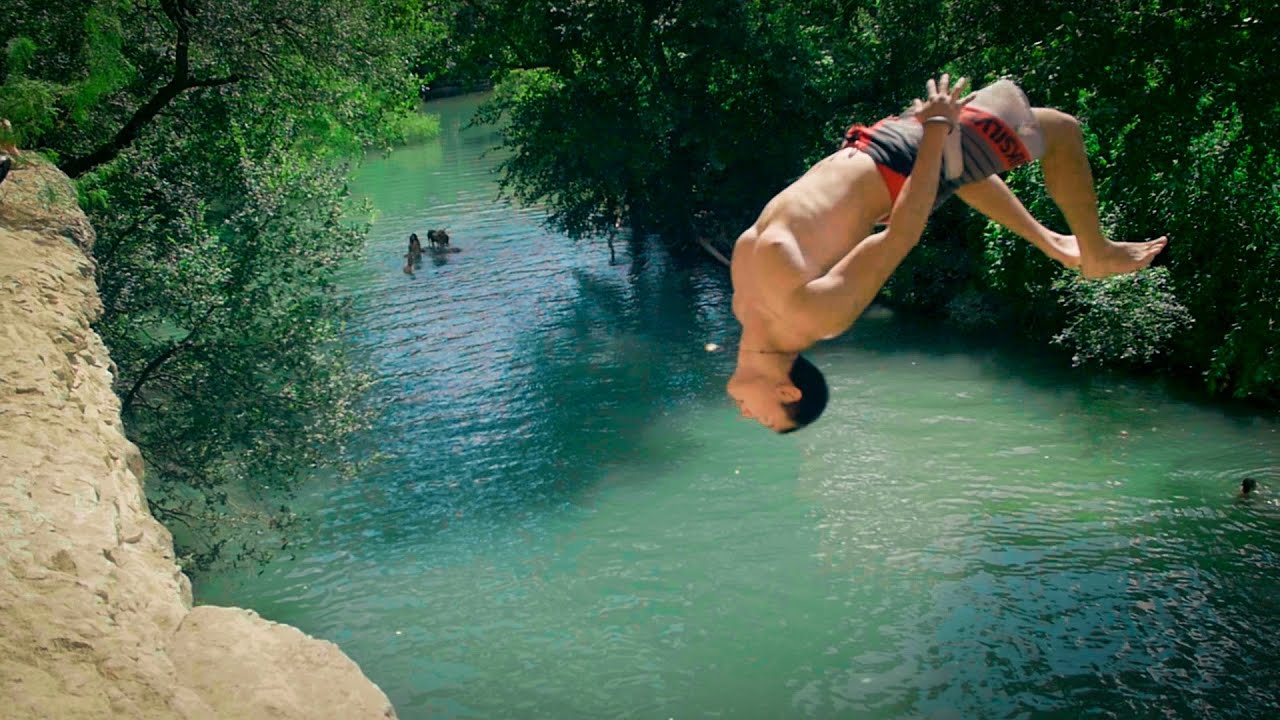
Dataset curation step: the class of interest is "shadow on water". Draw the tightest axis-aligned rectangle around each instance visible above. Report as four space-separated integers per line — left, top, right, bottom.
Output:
317 233 739 551
836 306 1276 431
821 308 1280 529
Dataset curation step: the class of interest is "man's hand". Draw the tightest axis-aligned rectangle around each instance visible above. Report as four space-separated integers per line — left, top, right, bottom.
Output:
911 74 972 128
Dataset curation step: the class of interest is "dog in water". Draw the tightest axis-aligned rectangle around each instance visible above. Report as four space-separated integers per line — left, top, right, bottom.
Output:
427 229 450 251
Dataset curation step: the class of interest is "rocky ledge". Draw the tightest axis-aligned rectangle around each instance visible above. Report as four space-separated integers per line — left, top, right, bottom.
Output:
0 159 396 719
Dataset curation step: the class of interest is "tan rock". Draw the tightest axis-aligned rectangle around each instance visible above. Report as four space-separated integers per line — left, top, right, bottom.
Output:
0 158 397 719
172 607 396 719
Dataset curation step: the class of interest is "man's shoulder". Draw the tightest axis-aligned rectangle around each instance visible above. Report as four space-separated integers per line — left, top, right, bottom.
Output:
734 229 808 289
734 239 827 343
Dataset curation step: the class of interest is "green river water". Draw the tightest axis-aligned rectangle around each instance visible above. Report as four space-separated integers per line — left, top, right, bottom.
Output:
195 93 1280 719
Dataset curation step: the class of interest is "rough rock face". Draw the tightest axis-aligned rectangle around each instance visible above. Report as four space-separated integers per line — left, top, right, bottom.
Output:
0 159 397 720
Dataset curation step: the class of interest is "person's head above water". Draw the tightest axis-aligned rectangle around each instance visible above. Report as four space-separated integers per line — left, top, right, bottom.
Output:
727 352 828 433
1242 477 1258 495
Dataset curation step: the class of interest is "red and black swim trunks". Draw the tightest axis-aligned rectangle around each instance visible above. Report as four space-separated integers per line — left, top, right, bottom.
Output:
842 81 1043 211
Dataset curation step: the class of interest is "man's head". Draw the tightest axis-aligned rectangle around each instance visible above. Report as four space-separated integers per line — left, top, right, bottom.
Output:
781 355 828 432
727 354 828 433
1242 477 1258 495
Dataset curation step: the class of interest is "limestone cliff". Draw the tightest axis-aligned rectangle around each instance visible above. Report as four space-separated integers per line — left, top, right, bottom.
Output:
0 159 397 719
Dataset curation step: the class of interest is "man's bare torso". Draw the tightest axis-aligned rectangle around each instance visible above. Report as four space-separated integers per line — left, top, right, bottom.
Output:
730 148 893 348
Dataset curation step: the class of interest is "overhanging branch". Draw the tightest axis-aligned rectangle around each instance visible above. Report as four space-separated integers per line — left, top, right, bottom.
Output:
60 0 244 177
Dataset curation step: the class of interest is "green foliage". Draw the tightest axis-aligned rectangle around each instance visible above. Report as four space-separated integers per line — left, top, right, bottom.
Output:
880 225 971 312
1051 268 1193 367
474 0 854 246
0 0 430 172
0 78 58 146
948 0 1280 400
385 109 442 146
70 5 133 124
88 102 379 570
945 288 1002 331
1190 137 1280 401
5 36 37 73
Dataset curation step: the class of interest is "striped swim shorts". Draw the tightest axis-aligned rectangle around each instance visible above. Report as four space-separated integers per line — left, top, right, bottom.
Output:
842 80 1046 210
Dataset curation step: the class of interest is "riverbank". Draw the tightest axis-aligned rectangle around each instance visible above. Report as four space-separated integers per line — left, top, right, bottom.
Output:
0 158 396 719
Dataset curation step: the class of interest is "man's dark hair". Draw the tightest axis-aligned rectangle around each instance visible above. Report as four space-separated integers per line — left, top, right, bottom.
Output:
779 354 828 433
1242 477 1258 495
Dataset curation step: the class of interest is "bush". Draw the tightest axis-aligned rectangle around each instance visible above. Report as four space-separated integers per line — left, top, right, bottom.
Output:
386 110 441 146
1051 267 1193 367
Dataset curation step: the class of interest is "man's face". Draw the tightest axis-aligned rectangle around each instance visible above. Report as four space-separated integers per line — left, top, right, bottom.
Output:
726 373 799 432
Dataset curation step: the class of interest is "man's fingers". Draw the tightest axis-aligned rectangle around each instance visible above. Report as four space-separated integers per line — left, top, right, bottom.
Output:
923 74 973 114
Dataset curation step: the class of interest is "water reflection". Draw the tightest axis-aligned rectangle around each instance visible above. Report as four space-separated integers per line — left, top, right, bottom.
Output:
325 224 739 552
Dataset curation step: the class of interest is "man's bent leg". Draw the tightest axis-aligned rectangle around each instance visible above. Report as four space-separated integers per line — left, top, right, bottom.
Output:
955 176 1080 268
1034 108 1166 278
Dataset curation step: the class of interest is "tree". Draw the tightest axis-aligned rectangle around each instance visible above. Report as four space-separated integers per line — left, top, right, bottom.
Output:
947 0 1280 400
1 0 427 175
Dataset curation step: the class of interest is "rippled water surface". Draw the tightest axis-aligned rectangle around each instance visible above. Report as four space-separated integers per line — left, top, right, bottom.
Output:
197 94 1280 719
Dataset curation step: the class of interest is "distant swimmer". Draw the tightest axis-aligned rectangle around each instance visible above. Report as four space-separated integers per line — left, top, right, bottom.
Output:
405 233 424 273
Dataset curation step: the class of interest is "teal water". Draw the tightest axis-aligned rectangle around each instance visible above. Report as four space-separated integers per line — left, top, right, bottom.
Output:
196 94 1280 719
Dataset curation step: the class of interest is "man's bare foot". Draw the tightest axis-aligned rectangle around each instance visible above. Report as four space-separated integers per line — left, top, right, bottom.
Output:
1080 236 1168 279
1043 232 1081 269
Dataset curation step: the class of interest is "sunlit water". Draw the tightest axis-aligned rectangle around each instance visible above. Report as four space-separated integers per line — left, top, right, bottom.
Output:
196 94 1280 719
